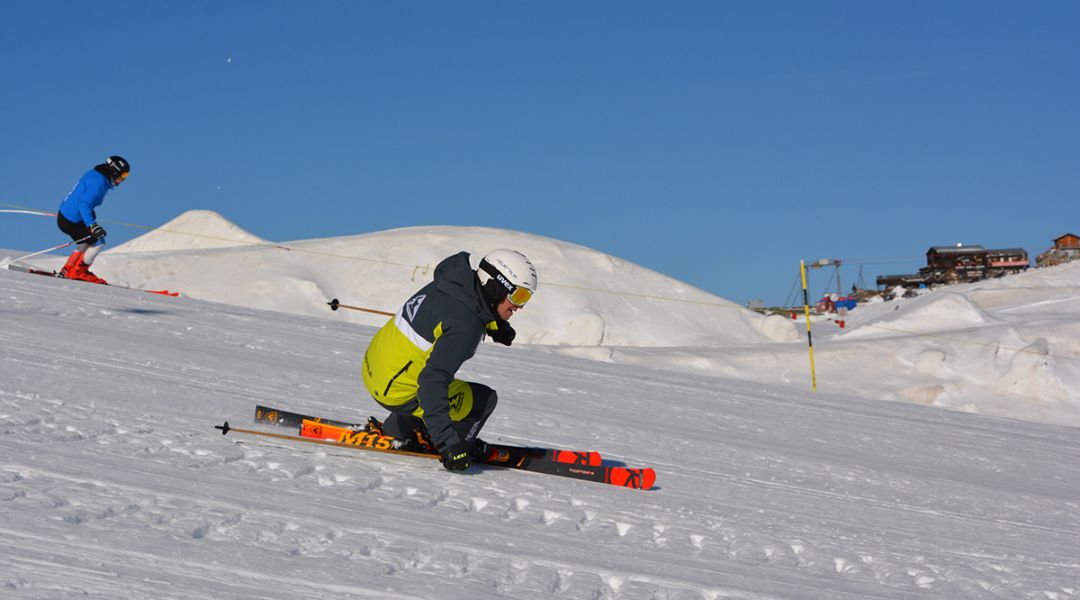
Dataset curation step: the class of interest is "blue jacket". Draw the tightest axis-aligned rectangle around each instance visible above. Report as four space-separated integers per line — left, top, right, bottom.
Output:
59 168 113 226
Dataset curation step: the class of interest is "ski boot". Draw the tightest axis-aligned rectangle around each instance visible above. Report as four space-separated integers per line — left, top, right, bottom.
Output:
392 426 436 453
367 416 435 453
74 263 107 284
60 251 84 279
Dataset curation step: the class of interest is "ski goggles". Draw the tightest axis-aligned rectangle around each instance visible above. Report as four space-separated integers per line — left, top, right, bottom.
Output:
115 171 129 184
507 285 534 307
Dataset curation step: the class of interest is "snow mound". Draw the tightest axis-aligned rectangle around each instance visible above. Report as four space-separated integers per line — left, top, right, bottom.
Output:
92 222 794 348
752 312 801 342
107 210 268 253
995 338 1072 406
844 292 994 339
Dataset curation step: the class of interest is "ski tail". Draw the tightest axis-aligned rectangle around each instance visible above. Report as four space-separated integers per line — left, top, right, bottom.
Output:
6 263 180 296
4 263 58 277
255 404 365 430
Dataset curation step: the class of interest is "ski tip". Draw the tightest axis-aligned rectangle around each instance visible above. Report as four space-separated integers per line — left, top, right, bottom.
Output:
640 468 656 490
611 467 656 490
215 421 232 435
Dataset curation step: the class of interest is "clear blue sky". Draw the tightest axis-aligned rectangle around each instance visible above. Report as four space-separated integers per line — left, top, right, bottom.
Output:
3 2 1078 305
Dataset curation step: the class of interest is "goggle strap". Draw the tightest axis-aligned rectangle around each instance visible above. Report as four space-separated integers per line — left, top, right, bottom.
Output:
479 259 514 294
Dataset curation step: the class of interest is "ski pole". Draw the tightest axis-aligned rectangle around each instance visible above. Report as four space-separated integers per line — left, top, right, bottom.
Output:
5 235 94 265
0 209 55 217
327 298 394 317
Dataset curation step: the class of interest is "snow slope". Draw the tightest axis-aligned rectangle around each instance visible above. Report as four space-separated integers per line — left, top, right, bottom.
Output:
2 268 1080 599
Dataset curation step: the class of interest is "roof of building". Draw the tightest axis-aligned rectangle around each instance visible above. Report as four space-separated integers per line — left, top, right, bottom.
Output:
927 245 987 254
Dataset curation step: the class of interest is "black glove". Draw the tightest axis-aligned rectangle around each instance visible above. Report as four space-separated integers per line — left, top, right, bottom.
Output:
487 318 516 346
440 443 470 472
89 224 107 241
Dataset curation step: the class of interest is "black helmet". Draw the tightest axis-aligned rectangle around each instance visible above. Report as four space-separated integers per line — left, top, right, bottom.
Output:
106 155 130 183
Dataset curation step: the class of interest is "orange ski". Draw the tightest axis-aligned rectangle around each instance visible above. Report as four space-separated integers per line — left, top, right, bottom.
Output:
256 404 602 466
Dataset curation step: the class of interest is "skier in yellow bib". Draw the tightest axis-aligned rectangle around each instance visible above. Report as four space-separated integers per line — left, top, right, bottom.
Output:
362 249 537 472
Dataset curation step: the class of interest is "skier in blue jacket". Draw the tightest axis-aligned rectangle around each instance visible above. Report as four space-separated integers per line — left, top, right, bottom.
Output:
57 156 130 284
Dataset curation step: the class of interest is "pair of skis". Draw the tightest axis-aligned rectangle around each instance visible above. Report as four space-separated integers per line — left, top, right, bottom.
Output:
4 262 180 296
217 405 655 490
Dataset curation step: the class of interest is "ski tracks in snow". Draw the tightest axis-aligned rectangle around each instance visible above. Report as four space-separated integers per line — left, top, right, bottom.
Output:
5 401 1076 600
3 272 1080 599
0 417 718 599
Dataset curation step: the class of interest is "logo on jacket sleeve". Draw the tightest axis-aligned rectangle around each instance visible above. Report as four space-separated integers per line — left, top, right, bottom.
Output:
405 295 426 321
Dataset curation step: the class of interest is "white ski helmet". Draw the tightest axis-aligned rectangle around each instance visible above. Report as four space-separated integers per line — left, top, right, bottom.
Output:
478 249 538 307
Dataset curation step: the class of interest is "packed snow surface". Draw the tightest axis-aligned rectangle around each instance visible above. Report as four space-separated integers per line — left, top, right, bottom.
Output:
2 213 1080 598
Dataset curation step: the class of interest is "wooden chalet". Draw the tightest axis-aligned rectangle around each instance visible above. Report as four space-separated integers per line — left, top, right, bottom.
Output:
1036 233 1080 267
919 245 989 283
1055 233 1080 249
